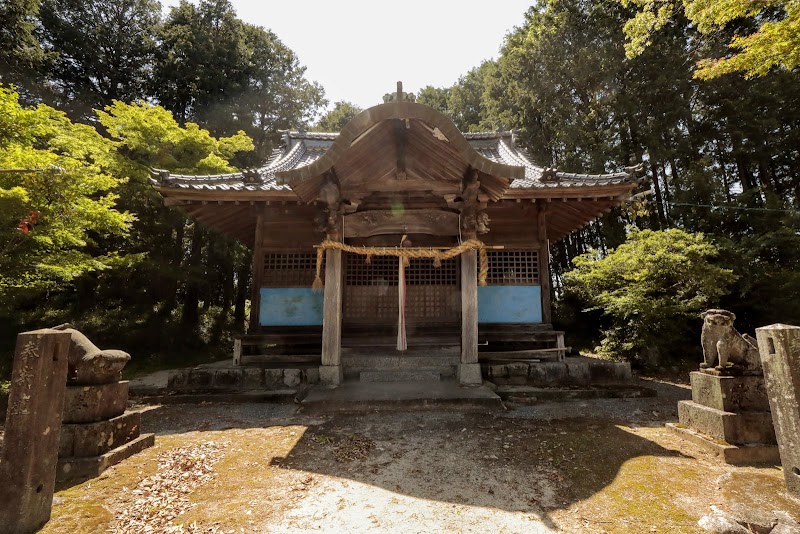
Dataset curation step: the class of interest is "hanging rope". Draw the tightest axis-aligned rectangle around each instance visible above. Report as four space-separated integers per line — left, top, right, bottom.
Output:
312 239 490 289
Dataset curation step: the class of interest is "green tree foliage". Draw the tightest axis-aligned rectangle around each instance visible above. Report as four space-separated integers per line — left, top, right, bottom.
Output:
97 100 253 174
93 101 254 330
0 0 45 81
421 0 800 360
565 229 735 363
313 101 363 132
416 85 450 114
37 0 161 118
154 0 325 162
416 62 498 132
621 0 800 78
0 86 133 309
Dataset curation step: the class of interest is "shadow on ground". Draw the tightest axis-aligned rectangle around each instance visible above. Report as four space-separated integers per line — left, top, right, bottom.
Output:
115 378 700 530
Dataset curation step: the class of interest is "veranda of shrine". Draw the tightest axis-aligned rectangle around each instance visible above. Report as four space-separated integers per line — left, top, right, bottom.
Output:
152 87 642 387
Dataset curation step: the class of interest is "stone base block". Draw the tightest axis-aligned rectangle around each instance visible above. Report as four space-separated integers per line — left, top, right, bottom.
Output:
690 372 770 412
57 433 155 483
59 411 141 458
458 363 483 386
666 423 780 465
485 357 631 386
677 400 776 445
319 365 343 386
165 366 316 393
63 381 128 424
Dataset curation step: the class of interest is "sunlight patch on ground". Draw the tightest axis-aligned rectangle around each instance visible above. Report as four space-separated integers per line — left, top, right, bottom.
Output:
262 474 557 533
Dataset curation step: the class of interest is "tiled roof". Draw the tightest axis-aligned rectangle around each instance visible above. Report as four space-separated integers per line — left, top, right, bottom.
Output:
151 130 639 193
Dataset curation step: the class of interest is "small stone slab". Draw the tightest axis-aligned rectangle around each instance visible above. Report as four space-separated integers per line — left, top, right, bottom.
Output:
57 433 155 483
59 411 141 458
360 370 441 383
63 381 128 424
677 400 776 445
666 423 780 465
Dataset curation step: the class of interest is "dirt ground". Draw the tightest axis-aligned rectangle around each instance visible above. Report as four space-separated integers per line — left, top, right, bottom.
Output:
8 376 800 533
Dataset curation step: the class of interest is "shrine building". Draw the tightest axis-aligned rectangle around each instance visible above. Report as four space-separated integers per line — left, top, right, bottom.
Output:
152 86 643 387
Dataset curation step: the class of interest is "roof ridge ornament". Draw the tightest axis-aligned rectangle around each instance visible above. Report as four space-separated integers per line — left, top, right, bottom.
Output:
242 169 262 184
383 81 416 103
541 167 559 182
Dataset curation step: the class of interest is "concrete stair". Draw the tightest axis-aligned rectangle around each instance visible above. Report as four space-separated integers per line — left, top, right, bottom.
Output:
342 346 459 383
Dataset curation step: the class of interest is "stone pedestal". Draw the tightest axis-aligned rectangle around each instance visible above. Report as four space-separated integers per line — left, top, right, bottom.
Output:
57 380 154 483
458 363 483 386
668 371 779 465
319 365 343 386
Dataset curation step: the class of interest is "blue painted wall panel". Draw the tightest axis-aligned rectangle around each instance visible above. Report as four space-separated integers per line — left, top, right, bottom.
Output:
478 285 542 323
259 288 324 326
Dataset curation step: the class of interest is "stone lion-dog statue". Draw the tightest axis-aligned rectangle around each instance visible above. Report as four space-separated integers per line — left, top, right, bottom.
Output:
700 309 762 375
51 324 131 384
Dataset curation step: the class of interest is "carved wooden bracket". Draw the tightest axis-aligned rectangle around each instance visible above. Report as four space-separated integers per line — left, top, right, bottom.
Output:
460 168 489 238
317 170 344 238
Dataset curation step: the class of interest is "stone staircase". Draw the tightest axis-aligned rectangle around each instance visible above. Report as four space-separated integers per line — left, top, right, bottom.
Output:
342 346 460 383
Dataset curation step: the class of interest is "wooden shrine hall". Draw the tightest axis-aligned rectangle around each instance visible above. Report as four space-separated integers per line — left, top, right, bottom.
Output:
152 86 643 386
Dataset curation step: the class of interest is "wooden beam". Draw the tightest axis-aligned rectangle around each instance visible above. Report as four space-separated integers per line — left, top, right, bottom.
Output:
343 209 459 238
248 205 265 332
501 183 636 200
393 118 407 179
537 203 552 325
321 248 343 370
461 250 479 365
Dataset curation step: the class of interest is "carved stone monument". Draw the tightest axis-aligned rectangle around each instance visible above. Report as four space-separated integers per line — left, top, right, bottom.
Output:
0 329 71 534
667 310 779 464
54 327 154 482
755 324 800 498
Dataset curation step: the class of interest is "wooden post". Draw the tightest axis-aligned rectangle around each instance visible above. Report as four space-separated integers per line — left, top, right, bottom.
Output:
248 205 265 333
320 248 343 385
755 324 800 497
0 330 71 533
458 250 482 385
537 203 552 325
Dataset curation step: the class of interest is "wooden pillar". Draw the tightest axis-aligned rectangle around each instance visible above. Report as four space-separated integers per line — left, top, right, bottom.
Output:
320 247 343 386
755 324 800 497
537 203 552 325
458 250 482 385
0 330 70 533
248 205 265 333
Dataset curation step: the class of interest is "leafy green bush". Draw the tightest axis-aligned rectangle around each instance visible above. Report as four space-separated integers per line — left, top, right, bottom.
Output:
565 228 735 366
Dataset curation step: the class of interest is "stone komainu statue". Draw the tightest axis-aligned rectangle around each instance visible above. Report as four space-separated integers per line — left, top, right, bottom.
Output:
52 326 130 384
700 309 762 375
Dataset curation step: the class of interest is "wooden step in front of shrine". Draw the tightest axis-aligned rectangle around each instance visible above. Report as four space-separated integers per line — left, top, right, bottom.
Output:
233 323 567 367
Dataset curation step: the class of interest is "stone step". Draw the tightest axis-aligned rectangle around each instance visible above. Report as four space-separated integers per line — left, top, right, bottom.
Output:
360 370 442 383
677 400 776 445
300 381 503 414
346 366 455 380
57 432 155 484
342 353 460 369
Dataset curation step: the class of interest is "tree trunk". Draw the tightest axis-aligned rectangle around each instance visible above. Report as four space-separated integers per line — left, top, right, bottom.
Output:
181 225 204 329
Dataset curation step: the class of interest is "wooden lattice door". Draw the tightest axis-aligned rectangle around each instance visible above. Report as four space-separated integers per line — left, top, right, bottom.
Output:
343 254 460 326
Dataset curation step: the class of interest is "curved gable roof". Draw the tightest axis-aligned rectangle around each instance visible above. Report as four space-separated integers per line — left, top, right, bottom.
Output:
276 101 525 187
